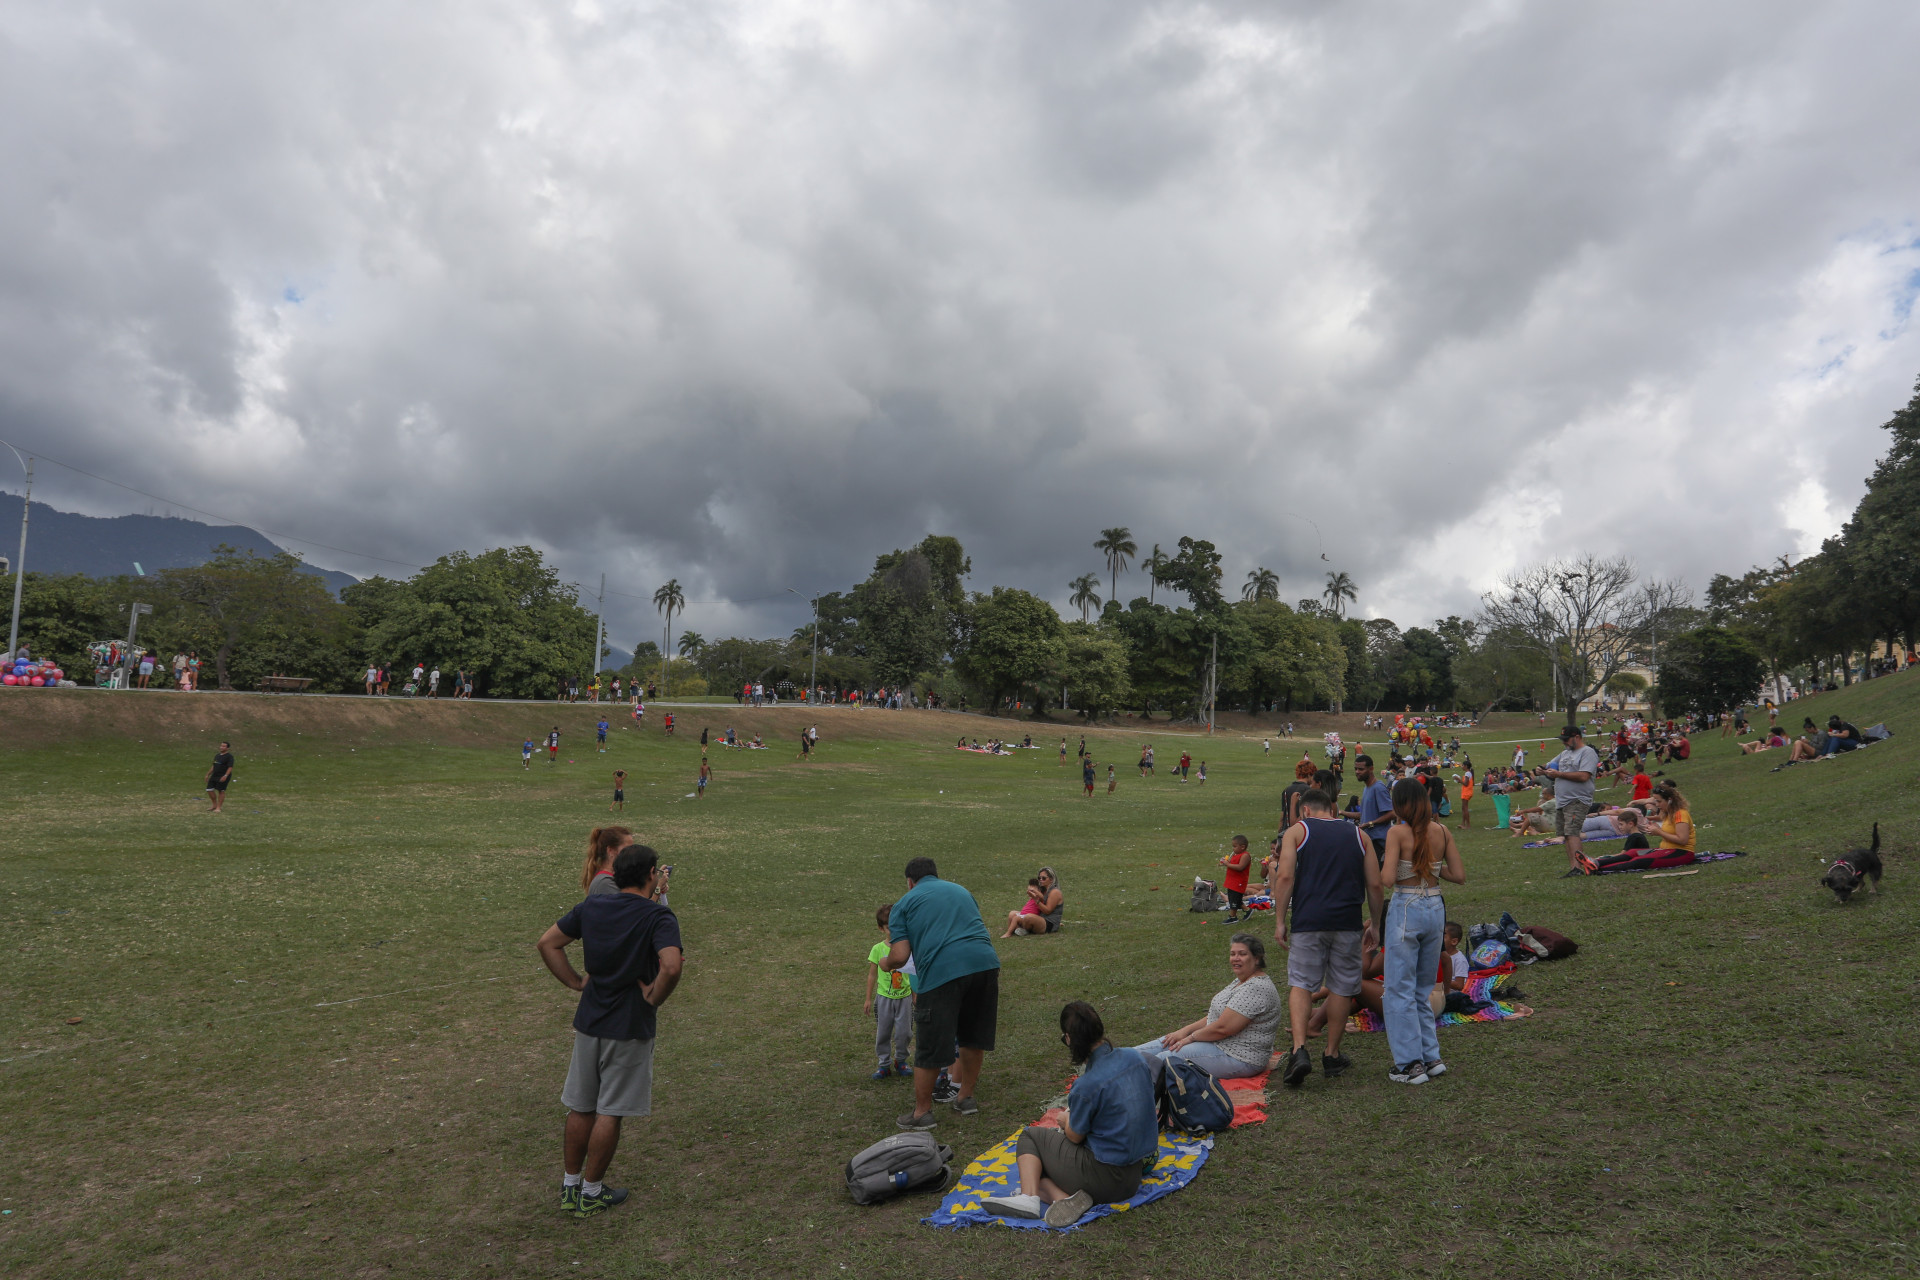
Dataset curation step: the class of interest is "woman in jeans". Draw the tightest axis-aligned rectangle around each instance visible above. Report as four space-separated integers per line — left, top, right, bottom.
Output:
1381 779 1465 1085
1133 934 1281 1079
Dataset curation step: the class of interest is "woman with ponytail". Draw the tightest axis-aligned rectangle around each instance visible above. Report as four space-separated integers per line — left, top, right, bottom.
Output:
1379 779 1465 1085
581 826 634 896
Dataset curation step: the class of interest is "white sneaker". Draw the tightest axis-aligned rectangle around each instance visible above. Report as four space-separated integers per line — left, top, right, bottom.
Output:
1044 1190 1094 1228
980 1193 1043 1220
1012 927 1027 936
1424 1060 1448 1078
1388 1062 1429 1085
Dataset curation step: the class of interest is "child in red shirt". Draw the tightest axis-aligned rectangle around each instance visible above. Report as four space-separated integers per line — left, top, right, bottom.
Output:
1219 834 1251 922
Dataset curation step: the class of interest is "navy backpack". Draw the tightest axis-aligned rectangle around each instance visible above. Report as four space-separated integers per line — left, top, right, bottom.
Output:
1156 1057 1235 1135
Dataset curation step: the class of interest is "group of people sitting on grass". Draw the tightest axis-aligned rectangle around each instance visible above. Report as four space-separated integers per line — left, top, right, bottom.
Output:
957 737 1014 755
1000 868 1065 937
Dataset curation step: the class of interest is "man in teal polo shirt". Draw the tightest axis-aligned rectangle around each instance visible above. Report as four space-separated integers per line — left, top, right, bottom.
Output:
880 857 1000 1129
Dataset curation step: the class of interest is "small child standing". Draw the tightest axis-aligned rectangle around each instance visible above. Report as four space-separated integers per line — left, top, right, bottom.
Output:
610 769 626 812
865 904 914 1078
696 757 711 798
597 718 609 753
522 739 534 770
1106 763 1117 795
1196 761 1207 785
1219 834 1251 922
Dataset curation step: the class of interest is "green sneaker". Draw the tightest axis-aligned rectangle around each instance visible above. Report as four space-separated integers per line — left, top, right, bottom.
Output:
574 1185 630 1217
560 1181 581 1214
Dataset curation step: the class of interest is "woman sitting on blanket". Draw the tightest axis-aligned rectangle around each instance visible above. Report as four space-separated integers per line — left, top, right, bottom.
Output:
1001 867 1064 937
980 1001 1159 1228
1131 933 1281 1080
1579 785 1697 873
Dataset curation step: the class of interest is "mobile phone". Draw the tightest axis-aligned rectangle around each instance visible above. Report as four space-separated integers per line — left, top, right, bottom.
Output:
662 865 674 875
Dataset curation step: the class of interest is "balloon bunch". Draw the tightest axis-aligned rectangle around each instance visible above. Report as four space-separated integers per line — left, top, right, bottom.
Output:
3 660 64 687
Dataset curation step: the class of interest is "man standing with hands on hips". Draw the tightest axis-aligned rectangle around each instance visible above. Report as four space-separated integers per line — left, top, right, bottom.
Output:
1543 725 1599 877
536 845 682 1217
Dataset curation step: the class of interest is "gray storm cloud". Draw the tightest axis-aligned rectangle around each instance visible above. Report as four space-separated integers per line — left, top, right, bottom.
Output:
2 0 1918 647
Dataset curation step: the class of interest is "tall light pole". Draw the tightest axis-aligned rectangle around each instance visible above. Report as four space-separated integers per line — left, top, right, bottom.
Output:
4 446 30 661
787 587 819 705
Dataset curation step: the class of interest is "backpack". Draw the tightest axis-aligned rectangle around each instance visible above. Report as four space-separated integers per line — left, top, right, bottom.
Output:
1517 925 1578 959
845 1132 954 1205
1188 877 1226 912
1156 1056 1234 1135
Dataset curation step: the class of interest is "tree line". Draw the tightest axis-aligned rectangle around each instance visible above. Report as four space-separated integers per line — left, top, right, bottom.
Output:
17 376 1918 715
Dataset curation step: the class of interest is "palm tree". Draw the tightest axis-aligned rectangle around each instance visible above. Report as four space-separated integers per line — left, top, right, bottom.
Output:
652 578 685 690
677 631 705 658
1323 570 1356 618
1068 573 1103 624
1242 567 1280 602
1094 527 1137 603
1143 543 1169 605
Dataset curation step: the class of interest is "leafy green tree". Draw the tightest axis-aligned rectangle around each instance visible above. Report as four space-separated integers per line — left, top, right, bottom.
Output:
160 547 350 690
346 546 594 698
677 631 706 658
695 637 786 697
953 587 1064 710
1055 622 1133 717
1229 599 1346 712
652 578 686 687
8 572 119 677
1653 627 1767 718
1337 618 1377 713
1159 537 1224 610
854 535 970 688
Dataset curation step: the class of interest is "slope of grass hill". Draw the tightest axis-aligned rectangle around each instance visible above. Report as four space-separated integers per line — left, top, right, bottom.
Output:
0 679 1915 1278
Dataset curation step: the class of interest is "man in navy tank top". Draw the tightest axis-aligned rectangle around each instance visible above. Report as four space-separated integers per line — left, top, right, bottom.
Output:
1270 787 1384 1088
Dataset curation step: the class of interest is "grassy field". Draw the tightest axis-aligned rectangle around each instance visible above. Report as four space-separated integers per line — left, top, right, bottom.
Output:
1 682 1916 1279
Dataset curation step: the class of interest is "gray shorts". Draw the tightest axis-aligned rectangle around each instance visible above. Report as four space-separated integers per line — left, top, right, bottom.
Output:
1287 930 1363 998
562 1032 655 1116
1555 798 1592 837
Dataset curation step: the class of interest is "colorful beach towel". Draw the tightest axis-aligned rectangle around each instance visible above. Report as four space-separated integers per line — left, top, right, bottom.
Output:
1344 967 1533 1032
923 1070 1268 1232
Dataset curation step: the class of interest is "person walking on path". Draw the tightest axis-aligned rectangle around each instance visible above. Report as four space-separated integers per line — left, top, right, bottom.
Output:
1541 726 1598 876
536 845 683 1217
1379 779 1465 1086
880 857 1000 1129
205 741 235 812
1270 788 1383 1088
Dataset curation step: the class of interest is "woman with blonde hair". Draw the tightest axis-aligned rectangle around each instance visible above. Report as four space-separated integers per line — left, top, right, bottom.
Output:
1379 778 1466 1086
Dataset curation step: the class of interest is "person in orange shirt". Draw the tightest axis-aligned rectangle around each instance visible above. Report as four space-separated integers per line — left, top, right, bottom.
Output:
1456 766 1474 831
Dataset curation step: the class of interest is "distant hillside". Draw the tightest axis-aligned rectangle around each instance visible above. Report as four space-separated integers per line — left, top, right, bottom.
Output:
0 494 359 595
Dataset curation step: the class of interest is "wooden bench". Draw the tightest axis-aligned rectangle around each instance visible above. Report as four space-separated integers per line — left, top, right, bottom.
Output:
257 676 314 694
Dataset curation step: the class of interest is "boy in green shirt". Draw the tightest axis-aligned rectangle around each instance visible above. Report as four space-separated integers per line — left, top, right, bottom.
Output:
865 904 914 1078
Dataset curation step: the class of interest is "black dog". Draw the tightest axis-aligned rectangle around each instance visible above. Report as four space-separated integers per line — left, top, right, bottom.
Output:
1822 824 1883 904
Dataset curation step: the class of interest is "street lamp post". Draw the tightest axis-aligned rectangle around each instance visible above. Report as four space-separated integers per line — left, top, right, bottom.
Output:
787 587 820 705
4 446 30 662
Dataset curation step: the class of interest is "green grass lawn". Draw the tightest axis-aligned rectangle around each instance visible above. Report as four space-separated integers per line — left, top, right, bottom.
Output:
1 684 1916 1279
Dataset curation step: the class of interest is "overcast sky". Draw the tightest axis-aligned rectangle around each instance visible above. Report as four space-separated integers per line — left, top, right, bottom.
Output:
4 0 1918 648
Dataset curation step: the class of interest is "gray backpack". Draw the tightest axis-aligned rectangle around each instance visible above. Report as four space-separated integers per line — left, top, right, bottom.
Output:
845 1132 954 1205
1189 876 1225 912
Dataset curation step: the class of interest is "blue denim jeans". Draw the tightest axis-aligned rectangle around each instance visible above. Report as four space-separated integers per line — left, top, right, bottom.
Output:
1382 892 1445 1068
1132 1036 1266 1080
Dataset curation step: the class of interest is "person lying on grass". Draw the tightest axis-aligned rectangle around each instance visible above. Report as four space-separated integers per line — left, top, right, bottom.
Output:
1532 806 1649 845
1739 729 1789 755
1001 867 1063 937
1132 933 1281 1081
979 1001 1159 1228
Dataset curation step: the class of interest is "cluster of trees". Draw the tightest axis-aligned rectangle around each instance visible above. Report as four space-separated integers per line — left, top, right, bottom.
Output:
33 374 1920 717
1702 377 1920 702
10 545 598 697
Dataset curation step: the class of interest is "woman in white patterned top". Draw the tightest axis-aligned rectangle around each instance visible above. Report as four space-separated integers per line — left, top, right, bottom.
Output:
1131 935 1281 1079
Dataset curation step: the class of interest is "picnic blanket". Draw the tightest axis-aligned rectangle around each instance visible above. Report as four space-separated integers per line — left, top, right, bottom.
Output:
1584 849 1747 875
1345 967 1533 1032
924 1071 1267 1232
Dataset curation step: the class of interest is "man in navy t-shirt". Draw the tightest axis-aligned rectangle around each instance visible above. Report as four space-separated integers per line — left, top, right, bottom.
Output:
537 845 683 1217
